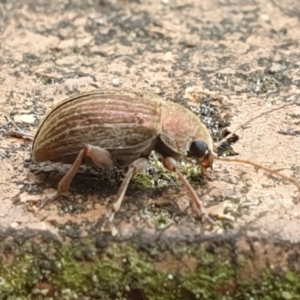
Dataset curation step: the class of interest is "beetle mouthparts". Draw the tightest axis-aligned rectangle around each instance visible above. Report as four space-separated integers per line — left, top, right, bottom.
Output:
199 152 216 169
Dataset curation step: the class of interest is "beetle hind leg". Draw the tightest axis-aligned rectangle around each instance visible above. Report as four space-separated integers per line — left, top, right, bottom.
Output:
39 145 115 208
102 157 148 231
58 144 115 193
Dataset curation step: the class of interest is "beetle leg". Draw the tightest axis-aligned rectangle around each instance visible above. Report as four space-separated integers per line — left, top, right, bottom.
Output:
200 166 213 181
39 148 88 208
58 145 114 193
57 148 86 193
85 144 115 169
105 157 148 225
40 145 115 208
112 157 148 213
162 157 216 225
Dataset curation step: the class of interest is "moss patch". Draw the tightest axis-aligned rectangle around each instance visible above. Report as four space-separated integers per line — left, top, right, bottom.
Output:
1 236 300 299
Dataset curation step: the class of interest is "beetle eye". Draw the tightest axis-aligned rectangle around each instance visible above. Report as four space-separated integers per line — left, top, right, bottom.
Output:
189 140 209 159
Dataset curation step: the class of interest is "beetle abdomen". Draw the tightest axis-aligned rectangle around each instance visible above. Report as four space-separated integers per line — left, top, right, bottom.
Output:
33 90 161 163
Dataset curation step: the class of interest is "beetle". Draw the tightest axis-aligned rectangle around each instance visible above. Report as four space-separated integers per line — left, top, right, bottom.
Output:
8 89 300 227
29 89 216 224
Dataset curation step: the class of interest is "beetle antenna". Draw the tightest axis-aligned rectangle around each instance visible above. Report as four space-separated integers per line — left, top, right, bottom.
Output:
215 101 300 149
214 156 300 193
211 101 300 192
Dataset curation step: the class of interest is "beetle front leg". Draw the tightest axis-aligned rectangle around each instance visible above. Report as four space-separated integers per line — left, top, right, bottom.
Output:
162 157 216 225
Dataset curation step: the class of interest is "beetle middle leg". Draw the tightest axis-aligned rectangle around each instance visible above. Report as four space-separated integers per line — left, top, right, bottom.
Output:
55 145 148 228
162 157 215 225
104 158 148 225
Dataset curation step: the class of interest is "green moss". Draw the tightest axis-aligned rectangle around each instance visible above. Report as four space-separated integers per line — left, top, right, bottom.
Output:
152 212 173 229
132 172 154 188
132 157 179 189
1 239 300 299
235 270 300 300
132 155 204 189
181 164 204 186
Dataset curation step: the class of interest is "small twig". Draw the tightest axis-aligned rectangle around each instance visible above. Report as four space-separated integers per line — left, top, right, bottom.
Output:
5 114 21 131
5 114 35 140
215 101 300 149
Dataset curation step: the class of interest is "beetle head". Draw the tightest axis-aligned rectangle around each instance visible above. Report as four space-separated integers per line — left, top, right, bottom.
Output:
188 140 216 169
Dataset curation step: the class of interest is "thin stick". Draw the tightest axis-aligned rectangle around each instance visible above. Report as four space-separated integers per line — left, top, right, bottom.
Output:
5 115 35 140
216 157 300 192
5 115 21 131
215 101 300 149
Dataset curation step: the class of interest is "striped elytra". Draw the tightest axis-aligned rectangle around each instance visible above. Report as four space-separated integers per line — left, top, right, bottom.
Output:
33 89 213 167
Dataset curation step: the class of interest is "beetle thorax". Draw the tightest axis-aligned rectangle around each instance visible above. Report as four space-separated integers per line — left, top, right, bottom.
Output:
157 100 213 157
